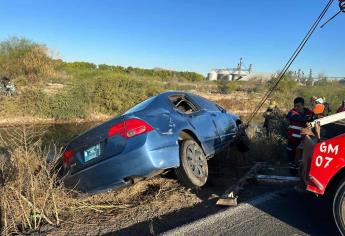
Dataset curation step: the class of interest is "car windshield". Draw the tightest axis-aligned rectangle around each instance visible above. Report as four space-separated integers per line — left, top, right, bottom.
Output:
124 96 156 114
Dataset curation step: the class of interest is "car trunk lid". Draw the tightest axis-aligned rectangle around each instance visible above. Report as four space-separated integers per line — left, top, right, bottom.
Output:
64 116 126 174
63 115 154 174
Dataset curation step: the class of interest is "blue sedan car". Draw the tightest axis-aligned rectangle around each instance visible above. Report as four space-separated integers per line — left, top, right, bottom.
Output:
63 91 248 193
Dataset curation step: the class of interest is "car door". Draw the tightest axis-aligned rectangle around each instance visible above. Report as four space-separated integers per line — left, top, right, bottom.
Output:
190 95 237 147
214 105 238 144
169 94 221 155
188 109 223 154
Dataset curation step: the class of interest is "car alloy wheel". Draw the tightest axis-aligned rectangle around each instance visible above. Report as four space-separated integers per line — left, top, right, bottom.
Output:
174 139 208 188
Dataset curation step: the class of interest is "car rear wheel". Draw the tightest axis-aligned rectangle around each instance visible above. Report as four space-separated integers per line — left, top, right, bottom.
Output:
333 179 345 236
174 139 208 188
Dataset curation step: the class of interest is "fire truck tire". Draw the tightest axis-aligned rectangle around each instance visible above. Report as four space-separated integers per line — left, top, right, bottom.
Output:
333 179 345 236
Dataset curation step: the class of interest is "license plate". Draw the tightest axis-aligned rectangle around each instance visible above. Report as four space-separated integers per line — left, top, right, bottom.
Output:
84 144 101 162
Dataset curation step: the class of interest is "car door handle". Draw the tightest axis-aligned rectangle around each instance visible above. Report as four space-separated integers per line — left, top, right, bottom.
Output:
211 113 217 117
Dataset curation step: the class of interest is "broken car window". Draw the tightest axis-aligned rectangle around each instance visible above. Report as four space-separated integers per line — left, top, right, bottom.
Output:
169 95 198 114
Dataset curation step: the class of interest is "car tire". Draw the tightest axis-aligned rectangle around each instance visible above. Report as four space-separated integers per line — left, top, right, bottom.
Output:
333 178 345 236
237 127 250 152
174 139 208 188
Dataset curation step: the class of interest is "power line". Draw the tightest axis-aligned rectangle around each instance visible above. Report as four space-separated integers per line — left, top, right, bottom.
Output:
246 0 335 126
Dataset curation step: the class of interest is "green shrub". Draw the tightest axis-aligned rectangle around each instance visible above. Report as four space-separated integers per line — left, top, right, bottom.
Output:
92 77 159 114
47 91 87 119
55 61 204 83
217 80 230 94
298 82 345 112
19 89 49 116
227 82 238 92
0 37 56 82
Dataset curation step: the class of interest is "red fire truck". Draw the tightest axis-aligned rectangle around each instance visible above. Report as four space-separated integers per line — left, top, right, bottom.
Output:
304 111 345 235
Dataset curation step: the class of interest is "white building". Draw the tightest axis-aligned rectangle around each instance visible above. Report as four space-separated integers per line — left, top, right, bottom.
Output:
206 58 253 81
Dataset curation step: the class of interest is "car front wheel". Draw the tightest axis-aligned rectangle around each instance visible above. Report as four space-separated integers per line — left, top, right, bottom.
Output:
174 139 208 188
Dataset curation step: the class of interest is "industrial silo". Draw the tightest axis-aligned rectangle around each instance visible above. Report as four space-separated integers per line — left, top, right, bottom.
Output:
217 70 230 81
207 71 218 81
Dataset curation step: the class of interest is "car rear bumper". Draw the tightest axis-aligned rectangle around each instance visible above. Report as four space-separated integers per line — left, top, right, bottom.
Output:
63 132 179 193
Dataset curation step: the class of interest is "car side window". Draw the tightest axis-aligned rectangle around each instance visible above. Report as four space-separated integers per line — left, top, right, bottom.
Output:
169 95 199 114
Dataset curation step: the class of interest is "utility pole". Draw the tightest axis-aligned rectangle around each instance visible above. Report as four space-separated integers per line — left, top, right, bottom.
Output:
237 58 243 73
248 64 252 74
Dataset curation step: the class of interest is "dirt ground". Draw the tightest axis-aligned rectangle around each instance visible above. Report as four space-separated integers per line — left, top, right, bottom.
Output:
45 149 256 236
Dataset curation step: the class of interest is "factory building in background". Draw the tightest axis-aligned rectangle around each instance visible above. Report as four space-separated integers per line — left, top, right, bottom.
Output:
207 58 253 81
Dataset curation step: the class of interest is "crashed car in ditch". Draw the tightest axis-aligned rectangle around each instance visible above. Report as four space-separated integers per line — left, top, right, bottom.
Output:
62 91 249 193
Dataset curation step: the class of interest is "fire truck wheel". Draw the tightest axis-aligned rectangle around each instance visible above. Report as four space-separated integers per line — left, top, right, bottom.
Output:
333 179 345 236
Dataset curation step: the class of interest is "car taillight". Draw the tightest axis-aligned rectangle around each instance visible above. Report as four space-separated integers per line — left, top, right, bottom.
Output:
108 118 153 139
63 149 75 167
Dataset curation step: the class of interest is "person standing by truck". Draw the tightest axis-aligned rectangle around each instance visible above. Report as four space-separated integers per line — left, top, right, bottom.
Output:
263 100 278 137
286 97 315 175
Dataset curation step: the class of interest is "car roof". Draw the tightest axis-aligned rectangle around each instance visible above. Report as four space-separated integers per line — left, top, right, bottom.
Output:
157 91 190 98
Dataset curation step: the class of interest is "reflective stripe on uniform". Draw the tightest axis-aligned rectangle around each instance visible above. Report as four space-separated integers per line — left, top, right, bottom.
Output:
286 147 293 151
288 125 302 130
292 133 301 138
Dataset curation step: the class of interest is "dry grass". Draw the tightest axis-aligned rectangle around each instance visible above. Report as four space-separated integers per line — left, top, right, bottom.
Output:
198 92 268 115
0 121 288 235
0 126 74 234
0 126 124 234
0 125 200 235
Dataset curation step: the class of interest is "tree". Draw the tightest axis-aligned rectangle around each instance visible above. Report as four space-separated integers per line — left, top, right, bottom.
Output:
0 37 55 82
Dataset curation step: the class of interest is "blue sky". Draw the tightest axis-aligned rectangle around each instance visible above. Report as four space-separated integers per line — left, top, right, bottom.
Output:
0 0 344 76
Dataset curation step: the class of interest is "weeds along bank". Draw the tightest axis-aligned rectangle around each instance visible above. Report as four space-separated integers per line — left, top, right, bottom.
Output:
0 37 202 120
0 76 195 120
0 126 201 235
269 78 345 112
0 126 74 234
3 76 345 122
1 36 345 122
0 124 286 235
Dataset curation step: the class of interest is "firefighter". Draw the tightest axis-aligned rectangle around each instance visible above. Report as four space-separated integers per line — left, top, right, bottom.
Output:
315 97 331 116
313 103 326 118
263 101 277 137
286 97 315 175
